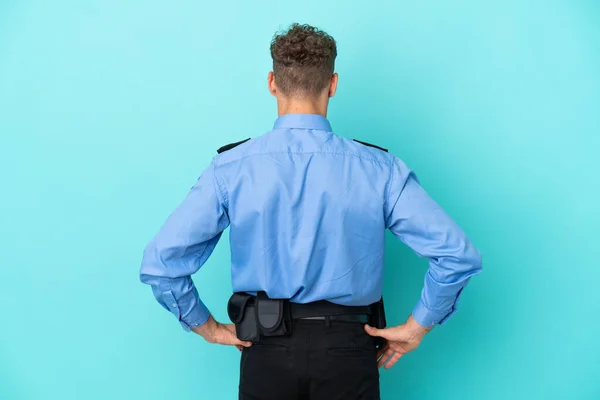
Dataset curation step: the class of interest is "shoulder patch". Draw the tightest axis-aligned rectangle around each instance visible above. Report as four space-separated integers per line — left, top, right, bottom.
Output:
217 138 251 154
353 139 388 152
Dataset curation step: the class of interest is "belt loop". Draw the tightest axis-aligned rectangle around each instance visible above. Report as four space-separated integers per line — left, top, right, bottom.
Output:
325 316 331 328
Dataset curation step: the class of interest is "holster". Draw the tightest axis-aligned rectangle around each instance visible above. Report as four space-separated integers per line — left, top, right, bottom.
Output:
370 297 387 349
227 292 292 343
370 297 386 329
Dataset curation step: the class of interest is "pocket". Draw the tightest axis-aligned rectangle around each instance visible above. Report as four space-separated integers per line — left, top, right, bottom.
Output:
326 324 377 356
328 346 376 357
254 343 290 352
246 342 291 359
254 335 291 352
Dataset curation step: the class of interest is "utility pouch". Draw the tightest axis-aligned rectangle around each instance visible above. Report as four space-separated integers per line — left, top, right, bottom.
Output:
370 297 387 329
227 293 258 342
370 297 387 349
256 291 292 337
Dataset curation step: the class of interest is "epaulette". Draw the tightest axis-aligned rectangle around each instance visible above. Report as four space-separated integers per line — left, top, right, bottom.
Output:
217 138 251 154
353 139 388 152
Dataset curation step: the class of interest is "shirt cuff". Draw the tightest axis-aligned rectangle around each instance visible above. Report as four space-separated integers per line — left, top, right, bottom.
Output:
177 300 211 332
411 298 455 327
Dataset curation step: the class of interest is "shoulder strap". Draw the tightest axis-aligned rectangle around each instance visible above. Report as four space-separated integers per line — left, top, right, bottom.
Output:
353 139 388 152
217 138 251 154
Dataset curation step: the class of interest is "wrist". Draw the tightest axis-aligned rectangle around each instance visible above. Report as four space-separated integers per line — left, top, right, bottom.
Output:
191 315 219 342
404 315 432 341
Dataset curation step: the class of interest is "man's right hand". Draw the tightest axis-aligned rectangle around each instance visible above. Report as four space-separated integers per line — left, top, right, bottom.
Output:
364 314 432 369
192 315 253 350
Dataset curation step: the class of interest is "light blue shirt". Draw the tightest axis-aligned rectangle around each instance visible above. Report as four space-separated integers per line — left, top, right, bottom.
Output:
140 113 482 331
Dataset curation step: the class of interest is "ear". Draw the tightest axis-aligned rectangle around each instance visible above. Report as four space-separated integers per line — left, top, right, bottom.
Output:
267 72 277 97
328 73 339 98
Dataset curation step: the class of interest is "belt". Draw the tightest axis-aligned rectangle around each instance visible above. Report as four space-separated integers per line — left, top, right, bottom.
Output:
289 300 372 324
297 314 370 324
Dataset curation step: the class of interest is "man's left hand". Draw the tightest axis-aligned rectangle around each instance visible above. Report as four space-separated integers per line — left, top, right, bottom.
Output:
364 314 432 369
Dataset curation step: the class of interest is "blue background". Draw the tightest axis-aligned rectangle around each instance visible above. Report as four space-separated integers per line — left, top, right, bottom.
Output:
1 1 599 399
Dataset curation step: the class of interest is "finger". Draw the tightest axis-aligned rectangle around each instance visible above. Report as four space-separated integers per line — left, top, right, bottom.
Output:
376 344 389 360
377 349 395 369
364 324 390 339
236 345 243 352
235 339 253 348
384 352 403 370
377 349 394 369
223 329 252 348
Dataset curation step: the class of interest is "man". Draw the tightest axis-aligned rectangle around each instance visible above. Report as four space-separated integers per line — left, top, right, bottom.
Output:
140 23 482 400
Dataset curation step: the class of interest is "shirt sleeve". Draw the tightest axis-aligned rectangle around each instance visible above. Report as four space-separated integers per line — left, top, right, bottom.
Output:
139 161 230 331
384 157 482 327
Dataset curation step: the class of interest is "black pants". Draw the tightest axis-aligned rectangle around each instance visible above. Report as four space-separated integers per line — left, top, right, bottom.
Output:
239 319 380 400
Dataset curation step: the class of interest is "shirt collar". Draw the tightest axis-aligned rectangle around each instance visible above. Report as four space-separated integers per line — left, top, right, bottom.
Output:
273 113 332 132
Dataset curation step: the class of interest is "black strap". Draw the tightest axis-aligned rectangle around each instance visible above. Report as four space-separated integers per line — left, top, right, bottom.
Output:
299 314 370 324
290 300 372 319
353 139 388 152
217 138 251 154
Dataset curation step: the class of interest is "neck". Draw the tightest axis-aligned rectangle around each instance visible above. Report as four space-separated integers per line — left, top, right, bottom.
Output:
277 95 329 117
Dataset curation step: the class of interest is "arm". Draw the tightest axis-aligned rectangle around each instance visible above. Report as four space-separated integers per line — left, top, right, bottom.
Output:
366 157 482 367
139 161 251 348
385 158 482 327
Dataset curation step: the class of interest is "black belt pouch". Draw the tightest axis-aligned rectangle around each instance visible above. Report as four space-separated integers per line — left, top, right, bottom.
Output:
370 297 387 329
227 293 258 342
255 291 292 337
371 298 387 349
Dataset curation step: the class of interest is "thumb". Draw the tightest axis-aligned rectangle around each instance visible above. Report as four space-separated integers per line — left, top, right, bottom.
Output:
237 339 253 348
364 324 390 339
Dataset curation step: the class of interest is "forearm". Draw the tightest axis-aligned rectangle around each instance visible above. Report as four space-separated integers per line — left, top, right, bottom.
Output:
405 314 433 339
191 315 218 341
140 271 212 331
412 255 481 326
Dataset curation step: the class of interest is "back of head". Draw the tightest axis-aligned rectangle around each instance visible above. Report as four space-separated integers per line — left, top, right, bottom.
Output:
270 24 337 98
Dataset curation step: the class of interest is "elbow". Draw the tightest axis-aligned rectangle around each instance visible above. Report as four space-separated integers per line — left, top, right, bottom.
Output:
449 237 482 279
465 243 483 276
139 271 154 285
139 236 186 283
453 232 482 275
139 238 161 284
